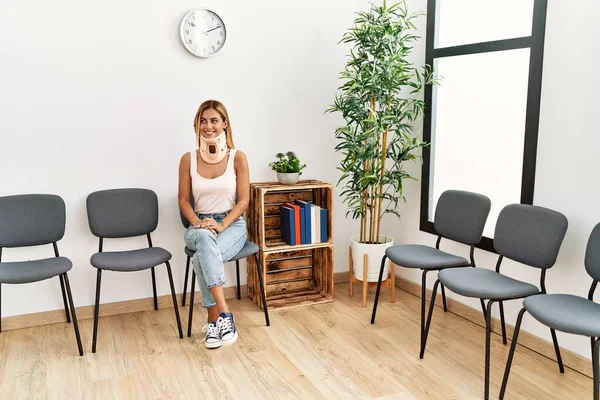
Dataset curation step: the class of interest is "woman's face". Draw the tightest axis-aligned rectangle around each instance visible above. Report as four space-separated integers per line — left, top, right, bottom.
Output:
199 108 227 139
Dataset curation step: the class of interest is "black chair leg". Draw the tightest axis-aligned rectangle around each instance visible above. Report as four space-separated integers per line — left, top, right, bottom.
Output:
499 301 507 345
593 338 600 400
480 299 487 324
370 255 388 324
484 300 496 400
165 261 183 339
59 274 71 323
92 269 102 353
182 256 190 306
419 270 430 358
549 328 565 373
593 337 597 382
500 307 527 399
421 278 441 359
187 271 196 337
62 273 83 356
254 253 270 326
236 260 241 300
440 282 448 312
151 267 158 310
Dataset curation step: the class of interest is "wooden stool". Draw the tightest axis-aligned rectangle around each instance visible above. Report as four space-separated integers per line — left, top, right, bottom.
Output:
348 246 395 307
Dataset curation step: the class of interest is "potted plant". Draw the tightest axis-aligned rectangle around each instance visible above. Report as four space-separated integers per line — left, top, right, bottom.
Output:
269 151 307 184
327 0 437 282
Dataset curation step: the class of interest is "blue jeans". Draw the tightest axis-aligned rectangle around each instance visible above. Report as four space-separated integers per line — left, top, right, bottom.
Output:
184 211 248 308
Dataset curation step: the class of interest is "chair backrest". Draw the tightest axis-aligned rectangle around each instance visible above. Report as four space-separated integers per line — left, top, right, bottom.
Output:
434 190 491 245
494 204 568 269
0 194 66 248
585 222 600 281
86 188 158 238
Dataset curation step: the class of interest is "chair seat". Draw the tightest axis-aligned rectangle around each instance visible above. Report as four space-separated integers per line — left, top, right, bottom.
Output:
385 244 468 269
524 294 600 337
233 241 259 261
184 240 259 261
439 267 540 300
91 247 171 271
0 257 72 284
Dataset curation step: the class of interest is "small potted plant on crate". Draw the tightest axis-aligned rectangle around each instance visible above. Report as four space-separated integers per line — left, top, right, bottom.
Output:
269 151 307 184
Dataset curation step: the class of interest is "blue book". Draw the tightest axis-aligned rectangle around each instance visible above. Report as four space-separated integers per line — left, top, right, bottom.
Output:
298 207 306 244
279 206 295 245
320 208 328 242
295 200 312 244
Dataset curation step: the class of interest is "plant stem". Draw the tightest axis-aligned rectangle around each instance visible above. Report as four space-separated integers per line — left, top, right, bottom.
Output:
375 98 392 243
360 190 367 243
361 152 370 244
369 180 375 243
369 97 377 244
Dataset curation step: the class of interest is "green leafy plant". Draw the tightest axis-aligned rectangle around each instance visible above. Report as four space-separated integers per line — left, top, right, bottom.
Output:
269 151 307 174
327 0 438 244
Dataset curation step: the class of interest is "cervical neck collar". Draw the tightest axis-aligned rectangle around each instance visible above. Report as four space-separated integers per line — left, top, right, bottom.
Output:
199 131 228 164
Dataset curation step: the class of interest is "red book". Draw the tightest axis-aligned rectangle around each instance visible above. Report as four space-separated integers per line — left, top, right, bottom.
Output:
282 202 301 245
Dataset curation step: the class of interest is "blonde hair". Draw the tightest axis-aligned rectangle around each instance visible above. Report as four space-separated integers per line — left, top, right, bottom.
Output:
193 100 235 149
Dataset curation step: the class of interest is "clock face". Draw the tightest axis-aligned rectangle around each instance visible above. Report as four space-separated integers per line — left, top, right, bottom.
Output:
180 9 226 58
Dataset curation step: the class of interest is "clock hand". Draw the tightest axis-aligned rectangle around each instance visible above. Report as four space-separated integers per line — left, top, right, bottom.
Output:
206 25 222 33
190 22 207 35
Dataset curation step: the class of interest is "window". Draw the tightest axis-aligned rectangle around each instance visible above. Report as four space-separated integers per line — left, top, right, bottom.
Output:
420 0 548 252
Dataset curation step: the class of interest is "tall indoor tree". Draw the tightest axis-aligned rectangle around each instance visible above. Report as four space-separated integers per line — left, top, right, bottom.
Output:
328 0 437 245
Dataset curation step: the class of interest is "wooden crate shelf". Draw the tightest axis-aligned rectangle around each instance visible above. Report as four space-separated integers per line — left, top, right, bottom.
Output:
247 180 334 310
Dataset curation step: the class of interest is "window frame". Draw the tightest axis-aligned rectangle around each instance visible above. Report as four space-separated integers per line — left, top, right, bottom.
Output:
419 0 549 253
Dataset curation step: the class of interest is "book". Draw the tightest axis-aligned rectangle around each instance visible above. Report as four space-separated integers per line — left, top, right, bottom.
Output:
279 206 295 245
311 205 318 243
320 207 328 242
294 200 312 245
282 202 301 245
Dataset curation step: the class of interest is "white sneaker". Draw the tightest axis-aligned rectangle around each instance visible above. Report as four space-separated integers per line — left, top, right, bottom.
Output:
218 312 238 345
201 322 221 349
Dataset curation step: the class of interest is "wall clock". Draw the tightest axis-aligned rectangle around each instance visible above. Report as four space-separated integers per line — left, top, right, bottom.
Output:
179 9 227 58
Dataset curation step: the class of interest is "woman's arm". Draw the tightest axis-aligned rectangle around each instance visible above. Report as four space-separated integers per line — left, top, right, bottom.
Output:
220 150 249 228
178 152 202 228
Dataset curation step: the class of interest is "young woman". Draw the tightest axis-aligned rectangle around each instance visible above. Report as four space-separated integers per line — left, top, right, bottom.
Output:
178 100 249 349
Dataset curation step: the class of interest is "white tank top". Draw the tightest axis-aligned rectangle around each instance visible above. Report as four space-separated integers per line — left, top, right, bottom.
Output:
190 149 237 214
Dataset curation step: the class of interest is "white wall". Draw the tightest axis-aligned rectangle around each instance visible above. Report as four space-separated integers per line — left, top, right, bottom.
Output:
3 0 593 363
389 0 600 359
0 0 365 317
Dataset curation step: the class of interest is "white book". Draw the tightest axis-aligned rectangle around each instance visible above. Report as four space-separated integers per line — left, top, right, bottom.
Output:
311 205 318 243
314 205 321 243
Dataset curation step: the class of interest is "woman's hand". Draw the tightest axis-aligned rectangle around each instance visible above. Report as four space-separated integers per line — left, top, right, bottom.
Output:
195 218 225 235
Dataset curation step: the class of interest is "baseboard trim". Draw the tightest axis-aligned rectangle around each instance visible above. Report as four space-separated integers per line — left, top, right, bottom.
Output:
4 276 351 331
3 272 592 378
2 285 246 332
335 271 591 378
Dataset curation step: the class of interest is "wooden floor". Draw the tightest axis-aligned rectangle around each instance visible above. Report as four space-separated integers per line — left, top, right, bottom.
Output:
0 284 593 399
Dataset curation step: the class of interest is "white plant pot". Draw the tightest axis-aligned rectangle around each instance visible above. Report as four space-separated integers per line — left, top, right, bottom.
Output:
350 234 394 282
276 172 300 184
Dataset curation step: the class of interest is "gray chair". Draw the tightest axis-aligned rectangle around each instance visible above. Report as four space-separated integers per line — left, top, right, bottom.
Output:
179 206 245 305
0 194 83 356
422 204 568 400
178 204 270 333
500 222 600 400
186 240 270 336
86 188 183 353
371 190 491 358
